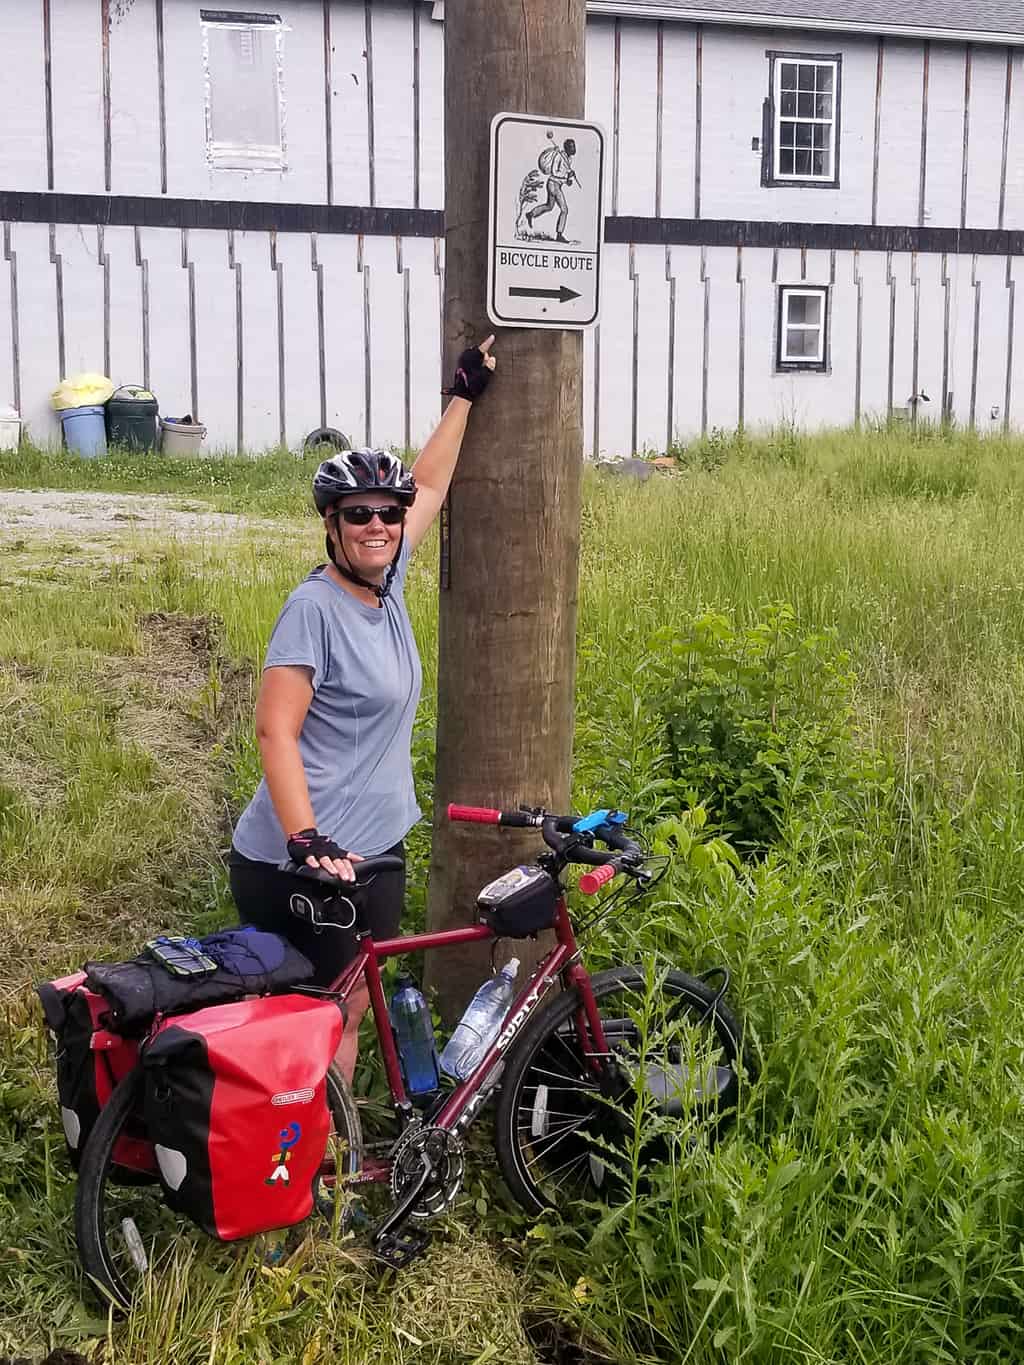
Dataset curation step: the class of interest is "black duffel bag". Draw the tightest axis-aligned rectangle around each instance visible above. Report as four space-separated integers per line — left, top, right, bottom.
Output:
85 928 314 1032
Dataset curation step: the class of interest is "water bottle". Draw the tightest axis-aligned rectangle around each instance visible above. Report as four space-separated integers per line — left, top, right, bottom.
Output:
388 973 440 1096
440 959 520 1081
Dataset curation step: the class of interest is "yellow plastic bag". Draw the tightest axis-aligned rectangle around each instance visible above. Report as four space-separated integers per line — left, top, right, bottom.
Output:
51 372 115 411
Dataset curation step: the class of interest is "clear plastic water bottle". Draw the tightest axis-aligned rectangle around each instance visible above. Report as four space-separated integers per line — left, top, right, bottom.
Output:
388 973 440 1096
440 958 520 1081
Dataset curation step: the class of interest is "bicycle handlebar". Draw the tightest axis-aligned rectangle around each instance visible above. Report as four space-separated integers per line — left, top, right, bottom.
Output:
447 802 645 892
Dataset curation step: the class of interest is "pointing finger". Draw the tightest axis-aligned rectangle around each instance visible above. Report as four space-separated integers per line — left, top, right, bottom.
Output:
478 333 496 354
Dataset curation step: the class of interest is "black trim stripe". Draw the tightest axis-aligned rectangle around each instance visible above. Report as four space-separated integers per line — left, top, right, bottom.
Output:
605 216 1024 255
3 194 1024 258
0 193 444 236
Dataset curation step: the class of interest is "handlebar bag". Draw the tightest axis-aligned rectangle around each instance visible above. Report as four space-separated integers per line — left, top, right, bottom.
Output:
476 865 560 938
36 972 154 1176
143 995 343 1240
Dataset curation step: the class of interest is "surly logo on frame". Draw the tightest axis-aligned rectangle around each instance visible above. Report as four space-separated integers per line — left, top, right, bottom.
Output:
496 981 546 1051
265 1121 302 1186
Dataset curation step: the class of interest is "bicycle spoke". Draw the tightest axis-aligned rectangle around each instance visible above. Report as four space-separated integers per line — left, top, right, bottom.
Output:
520 1115 592 1170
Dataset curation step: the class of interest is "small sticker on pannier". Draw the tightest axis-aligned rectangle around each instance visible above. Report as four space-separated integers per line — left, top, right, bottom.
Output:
272 1087 315 1106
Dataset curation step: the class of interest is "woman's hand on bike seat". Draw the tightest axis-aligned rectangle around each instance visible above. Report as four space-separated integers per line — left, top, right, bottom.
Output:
278 855 404 888
285 828 363 882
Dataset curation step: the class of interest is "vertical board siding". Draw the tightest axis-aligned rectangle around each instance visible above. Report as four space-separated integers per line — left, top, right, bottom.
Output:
328 1 372 207
586 18 616 218
417 11 444 210
138 227 190 424
104 225 146 389
875 39 926 227
634 246 671 451
405 235 442 446
370 2 416 208
275 231 321 447
49 0 105 193
702 245 740 432
12 223 61 444
318 232 367 444
107 0 162 195
1001 53 1024 229
0 2 49 193
922 44 968 227
281 2 332 203
234 232 282 447
595 247 634 454
658 23 697 219
362 234 405 445
974 253 1012 428
964 45 1006 229
615 24 659 218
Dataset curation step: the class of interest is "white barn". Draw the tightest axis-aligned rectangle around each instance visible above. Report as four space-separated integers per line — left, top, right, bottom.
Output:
1 0 1023 452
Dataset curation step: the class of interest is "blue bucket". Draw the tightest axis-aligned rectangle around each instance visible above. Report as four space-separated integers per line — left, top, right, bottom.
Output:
60 404 107 458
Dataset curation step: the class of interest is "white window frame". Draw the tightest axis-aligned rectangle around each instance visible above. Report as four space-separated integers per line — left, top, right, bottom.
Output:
201 10 287 172
769 54 840 187
777 287 829 372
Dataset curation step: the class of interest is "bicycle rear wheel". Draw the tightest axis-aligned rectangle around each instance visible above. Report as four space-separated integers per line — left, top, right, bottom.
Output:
494 965 747 1215
74 1064 361 1311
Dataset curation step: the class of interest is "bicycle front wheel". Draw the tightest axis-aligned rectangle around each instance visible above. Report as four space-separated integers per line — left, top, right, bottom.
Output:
74 1063 362 1311
494 965 747 1216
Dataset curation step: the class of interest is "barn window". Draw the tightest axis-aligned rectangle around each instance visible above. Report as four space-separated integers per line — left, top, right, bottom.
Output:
201 11 286 170
777 287 829 371
764 54 840 187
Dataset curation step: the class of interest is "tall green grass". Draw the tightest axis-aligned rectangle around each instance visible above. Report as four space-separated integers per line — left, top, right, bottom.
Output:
4 431 1024 1360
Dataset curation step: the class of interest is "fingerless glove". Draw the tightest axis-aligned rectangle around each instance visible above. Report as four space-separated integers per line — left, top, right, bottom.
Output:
286 828 348 865
442 346 493 402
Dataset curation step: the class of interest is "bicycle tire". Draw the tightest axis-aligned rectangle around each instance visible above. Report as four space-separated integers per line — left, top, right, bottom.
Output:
74 1063 362 1311
494 965 747 1216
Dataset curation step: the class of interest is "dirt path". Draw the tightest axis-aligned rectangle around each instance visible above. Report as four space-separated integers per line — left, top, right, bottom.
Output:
0 488 284 542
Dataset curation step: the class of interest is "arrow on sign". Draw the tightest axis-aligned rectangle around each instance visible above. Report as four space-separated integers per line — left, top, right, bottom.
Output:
509 284 581 304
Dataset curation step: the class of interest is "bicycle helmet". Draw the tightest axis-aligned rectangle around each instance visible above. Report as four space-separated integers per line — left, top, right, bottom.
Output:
313 448 416 602
312 448 416 514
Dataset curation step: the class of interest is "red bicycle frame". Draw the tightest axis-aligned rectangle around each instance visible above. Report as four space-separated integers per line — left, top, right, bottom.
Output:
326 893 610 1177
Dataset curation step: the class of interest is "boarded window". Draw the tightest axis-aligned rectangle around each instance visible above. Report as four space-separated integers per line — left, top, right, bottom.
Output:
201 11 286 170
777 287 829 371
764 54 841 188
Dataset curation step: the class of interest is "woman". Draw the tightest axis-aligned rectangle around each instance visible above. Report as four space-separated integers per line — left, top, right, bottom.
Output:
229 336 496 1082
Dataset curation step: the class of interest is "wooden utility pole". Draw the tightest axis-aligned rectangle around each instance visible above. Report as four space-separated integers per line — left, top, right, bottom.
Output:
425 0 586 1021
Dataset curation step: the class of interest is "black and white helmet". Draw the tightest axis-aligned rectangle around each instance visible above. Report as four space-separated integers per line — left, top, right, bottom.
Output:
312 447 417 514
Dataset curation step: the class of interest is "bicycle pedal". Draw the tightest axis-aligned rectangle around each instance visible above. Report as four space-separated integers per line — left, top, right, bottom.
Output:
371 1227 431 1270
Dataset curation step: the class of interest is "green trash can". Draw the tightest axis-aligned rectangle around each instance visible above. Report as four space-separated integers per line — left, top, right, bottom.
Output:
105 385 159 451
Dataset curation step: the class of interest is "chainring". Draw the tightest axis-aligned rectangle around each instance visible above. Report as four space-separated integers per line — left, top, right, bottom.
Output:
389 1125 465 1221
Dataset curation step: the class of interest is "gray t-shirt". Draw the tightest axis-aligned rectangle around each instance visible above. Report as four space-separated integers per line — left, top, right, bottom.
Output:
232 542 423 863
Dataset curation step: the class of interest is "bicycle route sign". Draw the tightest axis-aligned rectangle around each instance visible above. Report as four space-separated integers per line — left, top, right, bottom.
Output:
487 111 606 331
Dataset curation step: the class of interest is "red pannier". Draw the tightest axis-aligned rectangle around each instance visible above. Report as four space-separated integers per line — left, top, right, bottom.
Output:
142 994 344 1240
36 972 155 1176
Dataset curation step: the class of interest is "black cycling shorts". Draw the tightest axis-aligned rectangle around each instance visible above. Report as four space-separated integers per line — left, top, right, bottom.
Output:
228 841 405 989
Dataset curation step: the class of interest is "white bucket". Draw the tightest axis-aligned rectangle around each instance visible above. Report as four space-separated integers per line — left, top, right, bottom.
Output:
160 418 207 457
0 403 21 452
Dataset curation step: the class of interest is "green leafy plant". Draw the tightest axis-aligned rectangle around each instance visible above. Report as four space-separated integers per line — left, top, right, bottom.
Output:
647 604 855 852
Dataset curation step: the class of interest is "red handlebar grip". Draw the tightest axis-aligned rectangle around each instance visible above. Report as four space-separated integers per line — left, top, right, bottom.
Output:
579 862 618 895
447 804 501 824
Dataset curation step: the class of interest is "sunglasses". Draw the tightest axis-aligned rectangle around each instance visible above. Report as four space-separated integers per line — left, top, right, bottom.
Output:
333 504 407 526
